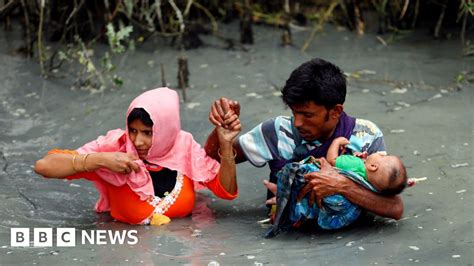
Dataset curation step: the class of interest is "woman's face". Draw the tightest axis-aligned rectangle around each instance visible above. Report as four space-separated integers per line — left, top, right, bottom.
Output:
128 119 153 159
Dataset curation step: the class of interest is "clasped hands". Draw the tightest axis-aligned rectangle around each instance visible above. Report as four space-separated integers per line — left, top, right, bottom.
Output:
209 98 241 141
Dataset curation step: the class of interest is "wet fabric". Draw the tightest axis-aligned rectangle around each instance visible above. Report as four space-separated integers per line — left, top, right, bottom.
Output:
48 149 237 224
335 155 367 181
266 156 377 238
76 88 220 212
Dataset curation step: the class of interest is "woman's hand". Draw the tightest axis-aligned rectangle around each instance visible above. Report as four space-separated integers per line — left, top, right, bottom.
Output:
101 152 140 174
216 111 242 143
209 98 240 128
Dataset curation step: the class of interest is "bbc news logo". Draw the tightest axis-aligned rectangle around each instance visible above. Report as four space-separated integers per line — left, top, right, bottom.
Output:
11 228 138 247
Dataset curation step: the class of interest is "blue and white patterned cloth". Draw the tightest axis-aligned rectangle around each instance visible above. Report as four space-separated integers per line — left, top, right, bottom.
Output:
266 156 377 238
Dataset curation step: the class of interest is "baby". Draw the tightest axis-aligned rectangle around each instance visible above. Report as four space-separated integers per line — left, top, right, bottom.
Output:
327 137 407 195
267 137 408 236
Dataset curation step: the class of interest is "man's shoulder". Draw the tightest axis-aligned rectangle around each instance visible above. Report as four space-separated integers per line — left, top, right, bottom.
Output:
259 116 292 132
352 118 383 136
349 118 386 153
263 115 291 125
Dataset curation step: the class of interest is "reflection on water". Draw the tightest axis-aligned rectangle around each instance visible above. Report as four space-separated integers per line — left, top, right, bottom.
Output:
0 21 472 265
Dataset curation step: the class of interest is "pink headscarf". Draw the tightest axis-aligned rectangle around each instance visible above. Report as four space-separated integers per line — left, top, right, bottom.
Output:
77 88 220 212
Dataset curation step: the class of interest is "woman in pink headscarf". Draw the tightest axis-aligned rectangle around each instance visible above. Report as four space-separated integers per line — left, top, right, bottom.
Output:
34 87 240 225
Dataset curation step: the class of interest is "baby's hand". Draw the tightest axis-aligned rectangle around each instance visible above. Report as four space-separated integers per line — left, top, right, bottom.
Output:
334 137 350 154
334 137 350 145
353 151 368 160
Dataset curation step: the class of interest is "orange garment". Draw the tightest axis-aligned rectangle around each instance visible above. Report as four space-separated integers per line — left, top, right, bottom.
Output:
48 149 237 224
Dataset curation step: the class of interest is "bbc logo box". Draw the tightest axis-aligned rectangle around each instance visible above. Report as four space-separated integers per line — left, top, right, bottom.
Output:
11 228 76 247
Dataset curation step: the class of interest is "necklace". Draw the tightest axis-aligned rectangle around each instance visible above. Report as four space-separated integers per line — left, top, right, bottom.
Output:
147 173 184 215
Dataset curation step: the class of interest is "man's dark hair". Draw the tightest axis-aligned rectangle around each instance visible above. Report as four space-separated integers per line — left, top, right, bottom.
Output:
381 160 408 195
281 58 347 109
127 108 153 127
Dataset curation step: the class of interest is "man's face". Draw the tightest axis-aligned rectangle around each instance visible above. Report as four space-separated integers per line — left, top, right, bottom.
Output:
290 101 340 142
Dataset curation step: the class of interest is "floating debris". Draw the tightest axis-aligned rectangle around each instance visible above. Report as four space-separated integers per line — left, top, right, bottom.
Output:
191 229 202 237
345 241 355 247
426 208 432 212
240 84 247 89
147 60 154 68
336 236 343 240
409 246 419 251
456 189 467 194
69 183 81 188
247 255 255 259
254 262 263 266
408 177 427 187
13 108 27 117
440 89 449 94
452 255 461 258
272 91 282 97
361 89 370 93
358 246 365 251
376 36 387 46
358 70 376 75
413 150 420 156
257 218 271 224
427 94 442 101
451 163 469 168
463 143 469 146
219 252 226 256
208 261 219 266
200 64 209 68
391 88 407 94
25 92 38 98
1 246 7 249
417 226 423 229
186 102 201 109
390 129 405 134
397 101 411 107
246 92 262 99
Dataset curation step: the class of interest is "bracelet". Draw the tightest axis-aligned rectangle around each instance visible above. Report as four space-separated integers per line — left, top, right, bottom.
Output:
82 154 91 172
218 148 237 160
72 154 79 172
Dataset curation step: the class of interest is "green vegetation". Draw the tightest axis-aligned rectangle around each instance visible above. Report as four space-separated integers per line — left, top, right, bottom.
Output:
0 0 471 90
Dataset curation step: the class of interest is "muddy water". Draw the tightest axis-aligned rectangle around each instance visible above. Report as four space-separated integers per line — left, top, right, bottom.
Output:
0 23 472 265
